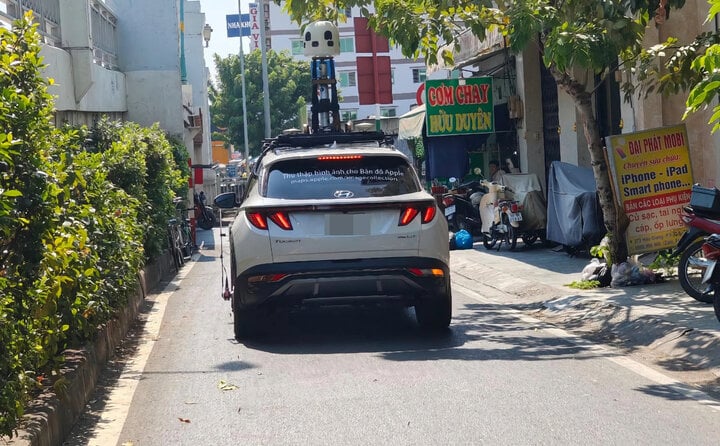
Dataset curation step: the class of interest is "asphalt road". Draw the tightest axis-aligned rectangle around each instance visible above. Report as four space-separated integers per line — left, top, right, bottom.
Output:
64 228 720 445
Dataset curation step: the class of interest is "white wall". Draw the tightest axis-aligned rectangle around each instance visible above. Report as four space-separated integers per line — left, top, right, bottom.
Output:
112 0 185 136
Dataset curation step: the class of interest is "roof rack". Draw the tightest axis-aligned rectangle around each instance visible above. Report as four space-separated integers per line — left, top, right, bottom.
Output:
273 131 387 148
253 131 393 175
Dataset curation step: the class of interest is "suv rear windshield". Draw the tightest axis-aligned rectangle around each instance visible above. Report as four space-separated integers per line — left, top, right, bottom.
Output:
265 155 421 199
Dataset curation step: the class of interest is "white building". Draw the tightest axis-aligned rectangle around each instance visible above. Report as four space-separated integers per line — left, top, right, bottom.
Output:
0 0 214 190
264 2 426 122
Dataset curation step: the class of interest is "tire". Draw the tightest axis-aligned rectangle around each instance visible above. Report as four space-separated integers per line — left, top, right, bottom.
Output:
198 212 215 230
678 238 714 303
714 286 720 323
522 234 538 246
415 294 452 331
502 214 517 250
454 210 468 232
233 290 263 340
483 230 497 250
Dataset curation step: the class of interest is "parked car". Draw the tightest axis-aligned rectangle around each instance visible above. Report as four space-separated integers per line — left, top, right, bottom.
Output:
213 132 452 340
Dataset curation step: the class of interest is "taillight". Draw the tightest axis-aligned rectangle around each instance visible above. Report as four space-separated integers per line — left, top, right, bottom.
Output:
317 155 363 161
399 207 420 226
442 196 454 207
246 211 292 230
248 273 288 283
247 212 268 229
511 203 519 213
422 206 437 223
399 204 437 226
268 211 293 230
407 268 445 277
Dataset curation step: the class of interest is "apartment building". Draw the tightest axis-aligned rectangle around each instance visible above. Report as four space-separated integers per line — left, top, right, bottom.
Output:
263 2 426 123
0 0 214 188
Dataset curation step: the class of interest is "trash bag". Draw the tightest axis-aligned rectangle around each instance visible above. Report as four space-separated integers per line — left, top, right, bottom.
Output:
454 229 474 250
610 260 657 287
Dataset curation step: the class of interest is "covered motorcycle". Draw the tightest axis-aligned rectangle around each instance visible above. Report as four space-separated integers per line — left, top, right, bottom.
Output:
501 173 548 246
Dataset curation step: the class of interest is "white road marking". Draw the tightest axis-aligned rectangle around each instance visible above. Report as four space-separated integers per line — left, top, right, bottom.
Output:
453 280 720 412
82 262 198 446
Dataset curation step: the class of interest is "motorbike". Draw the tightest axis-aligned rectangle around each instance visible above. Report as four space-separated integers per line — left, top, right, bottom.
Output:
673 193 720 303
698 234 720 322
478 180 523 250
442 177 486 235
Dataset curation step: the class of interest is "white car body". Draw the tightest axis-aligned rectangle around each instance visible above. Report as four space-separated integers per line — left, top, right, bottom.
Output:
219 132 452 339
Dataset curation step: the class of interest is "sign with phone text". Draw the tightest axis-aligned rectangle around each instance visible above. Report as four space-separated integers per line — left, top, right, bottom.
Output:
605 124 693 255
424 77 494 137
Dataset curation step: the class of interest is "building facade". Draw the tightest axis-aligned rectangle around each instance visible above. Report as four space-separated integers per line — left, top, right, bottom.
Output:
264 2 426 123
0 0 215 192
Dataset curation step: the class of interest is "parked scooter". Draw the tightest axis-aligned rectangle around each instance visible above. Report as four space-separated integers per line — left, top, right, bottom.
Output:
673 199 720 303
478 180 523 250
442 177 486 235
698 234 720 322
194 192 217 230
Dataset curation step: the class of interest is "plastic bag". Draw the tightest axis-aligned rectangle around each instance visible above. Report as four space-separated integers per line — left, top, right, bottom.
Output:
454 229 474 250
610 259 657 287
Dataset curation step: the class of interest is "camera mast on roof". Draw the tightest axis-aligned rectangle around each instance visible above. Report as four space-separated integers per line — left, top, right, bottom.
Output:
303 21 342 133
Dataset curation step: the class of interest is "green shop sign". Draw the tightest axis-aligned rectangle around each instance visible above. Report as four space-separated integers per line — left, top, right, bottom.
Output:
424 77 494 137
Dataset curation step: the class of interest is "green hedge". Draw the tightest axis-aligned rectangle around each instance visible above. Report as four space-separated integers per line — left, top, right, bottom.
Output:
0 15 189 437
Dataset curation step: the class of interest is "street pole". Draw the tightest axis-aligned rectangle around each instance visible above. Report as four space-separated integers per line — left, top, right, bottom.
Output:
258 0 271 138
238 0 250 174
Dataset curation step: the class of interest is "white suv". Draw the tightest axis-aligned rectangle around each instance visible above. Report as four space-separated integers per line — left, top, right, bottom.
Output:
214 132 451 339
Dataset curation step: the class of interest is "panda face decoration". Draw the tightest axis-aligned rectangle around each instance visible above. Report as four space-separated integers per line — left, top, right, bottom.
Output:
303 21 341 57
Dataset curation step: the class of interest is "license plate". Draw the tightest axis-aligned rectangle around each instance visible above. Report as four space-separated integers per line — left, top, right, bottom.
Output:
508 212 523 222
702 260 716 284
444 205 456 217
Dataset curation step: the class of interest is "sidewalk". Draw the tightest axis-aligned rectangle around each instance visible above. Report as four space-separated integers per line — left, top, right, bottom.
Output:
450 241 720 376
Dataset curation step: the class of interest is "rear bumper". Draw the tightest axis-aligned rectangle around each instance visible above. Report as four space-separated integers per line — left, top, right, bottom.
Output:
234 257 450 309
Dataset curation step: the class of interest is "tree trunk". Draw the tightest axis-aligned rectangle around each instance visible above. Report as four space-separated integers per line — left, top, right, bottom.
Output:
553 71 629 265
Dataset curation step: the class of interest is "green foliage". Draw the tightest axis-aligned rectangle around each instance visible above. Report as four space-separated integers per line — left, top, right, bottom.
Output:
590 243 612 266
211 49 312 156
0 15 190 437
566 279 601 289
282 0 691 269
647 249 679 275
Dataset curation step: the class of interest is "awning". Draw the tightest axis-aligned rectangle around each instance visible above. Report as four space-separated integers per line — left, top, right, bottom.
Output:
398 104 426 139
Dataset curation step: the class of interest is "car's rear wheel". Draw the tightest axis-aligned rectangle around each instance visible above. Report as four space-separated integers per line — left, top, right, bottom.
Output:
233 289 263 340
415 293 451 331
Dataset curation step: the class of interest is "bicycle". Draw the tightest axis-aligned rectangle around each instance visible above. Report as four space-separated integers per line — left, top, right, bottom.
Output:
167 218 185 272
173 197 196 258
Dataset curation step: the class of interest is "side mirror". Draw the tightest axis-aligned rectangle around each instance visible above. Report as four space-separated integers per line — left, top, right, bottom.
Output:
213 192 238 209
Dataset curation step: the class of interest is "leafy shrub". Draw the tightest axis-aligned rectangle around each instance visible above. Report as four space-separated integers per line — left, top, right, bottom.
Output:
0 14 189 437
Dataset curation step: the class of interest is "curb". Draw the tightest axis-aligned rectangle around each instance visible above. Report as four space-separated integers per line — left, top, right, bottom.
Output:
5 255 175 446
450 247 720 376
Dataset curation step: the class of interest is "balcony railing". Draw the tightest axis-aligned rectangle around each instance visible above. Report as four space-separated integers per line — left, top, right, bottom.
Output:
0 0 118 70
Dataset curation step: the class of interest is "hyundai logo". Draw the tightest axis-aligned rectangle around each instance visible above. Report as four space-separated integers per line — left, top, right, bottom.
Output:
334 190 354 198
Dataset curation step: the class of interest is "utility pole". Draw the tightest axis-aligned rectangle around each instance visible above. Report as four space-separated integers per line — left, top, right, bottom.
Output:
258 0 271 138
238 0 250 173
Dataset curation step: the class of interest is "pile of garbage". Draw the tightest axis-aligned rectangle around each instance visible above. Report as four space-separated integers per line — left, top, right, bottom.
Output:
581 257 662 287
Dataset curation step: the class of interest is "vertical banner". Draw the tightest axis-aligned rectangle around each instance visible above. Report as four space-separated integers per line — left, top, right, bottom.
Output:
605 124 693 255
248 3 261 50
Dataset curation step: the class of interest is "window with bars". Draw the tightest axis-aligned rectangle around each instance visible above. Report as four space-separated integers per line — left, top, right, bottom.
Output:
338 71 357 88
339 37 354 53
91 1 118 69
341 109 358 121
412 68 426 83
1 0 61 46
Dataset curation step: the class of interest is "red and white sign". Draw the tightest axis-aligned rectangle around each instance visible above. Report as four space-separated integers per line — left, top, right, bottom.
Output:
416 83 425 105
249 3 260 50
